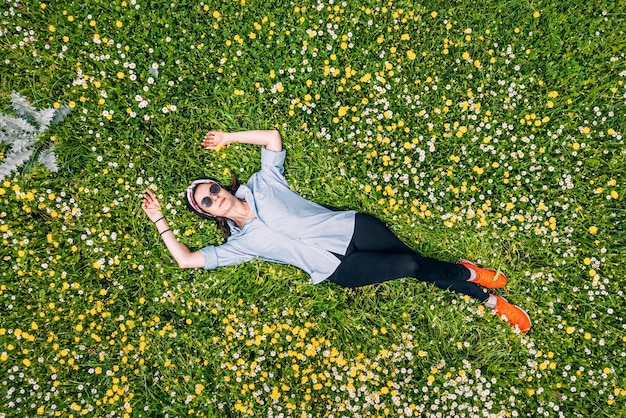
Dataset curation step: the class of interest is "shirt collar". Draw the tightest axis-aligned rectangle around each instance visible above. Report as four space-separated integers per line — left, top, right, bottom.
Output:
227 184 257 235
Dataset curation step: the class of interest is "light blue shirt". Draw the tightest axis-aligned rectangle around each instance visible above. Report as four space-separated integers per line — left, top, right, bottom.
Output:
200 147 356 283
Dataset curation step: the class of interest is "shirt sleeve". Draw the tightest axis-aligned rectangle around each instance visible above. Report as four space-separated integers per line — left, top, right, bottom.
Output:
260 146 287 180
199 242 256 270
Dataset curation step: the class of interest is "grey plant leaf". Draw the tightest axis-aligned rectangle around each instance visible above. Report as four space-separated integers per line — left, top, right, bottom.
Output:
35 107 57 132
0 93 70 180
7 138 34 154
51 105 71 125
10 92 39 121
0 114 37 136
0 147 34 180
38 147 59 173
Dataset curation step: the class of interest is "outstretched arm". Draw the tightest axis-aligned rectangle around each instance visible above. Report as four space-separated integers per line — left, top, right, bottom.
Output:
201 129 282 152
141 189 205 269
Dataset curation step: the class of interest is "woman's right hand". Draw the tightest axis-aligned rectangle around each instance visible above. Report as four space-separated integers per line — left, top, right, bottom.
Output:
141 188 165 223
202 131 229 149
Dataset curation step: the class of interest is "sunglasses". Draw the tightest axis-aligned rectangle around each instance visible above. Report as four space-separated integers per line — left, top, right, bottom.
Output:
199 182 222 208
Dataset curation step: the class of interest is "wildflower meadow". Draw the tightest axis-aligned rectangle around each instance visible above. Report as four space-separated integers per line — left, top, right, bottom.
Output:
1 0 624 416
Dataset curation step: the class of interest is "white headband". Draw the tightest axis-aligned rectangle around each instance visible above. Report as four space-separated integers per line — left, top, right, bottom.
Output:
186 179 219 215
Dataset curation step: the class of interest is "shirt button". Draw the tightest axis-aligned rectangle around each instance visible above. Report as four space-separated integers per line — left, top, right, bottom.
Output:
257 193 265 199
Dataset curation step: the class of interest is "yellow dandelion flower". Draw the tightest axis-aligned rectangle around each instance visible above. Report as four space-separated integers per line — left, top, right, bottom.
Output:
533 11 541 18
270 386 281 399
589 226 598 234
431 11 438 18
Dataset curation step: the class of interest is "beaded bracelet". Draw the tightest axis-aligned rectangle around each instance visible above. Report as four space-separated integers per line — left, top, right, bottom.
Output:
153 216 165 224
160 229 171 236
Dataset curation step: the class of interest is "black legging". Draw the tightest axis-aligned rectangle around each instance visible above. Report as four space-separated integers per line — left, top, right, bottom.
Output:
327 213 489 302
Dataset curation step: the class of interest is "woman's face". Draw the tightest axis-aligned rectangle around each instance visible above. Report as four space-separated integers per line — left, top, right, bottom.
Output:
193 182 234 218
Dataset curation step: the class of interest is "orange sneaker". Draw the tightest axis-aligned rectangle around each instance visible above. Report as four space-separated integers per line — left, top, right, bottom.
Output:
460 260 507 289
493 295 532 333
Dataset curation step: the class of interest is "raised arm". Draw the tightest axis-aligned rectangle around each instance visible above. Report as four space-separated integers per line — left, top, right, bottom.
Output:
141 189 205 269
201 129 282 152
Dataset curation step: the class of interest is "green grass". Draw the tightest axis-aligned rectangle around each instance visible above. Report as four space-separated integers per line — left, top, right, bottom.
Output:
1 0 625 416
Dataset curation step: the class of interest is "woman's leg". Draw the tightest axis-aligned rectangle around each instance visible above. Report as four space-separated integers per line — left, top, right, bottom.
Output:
328 213 489 301
349 213 473 283
329 251 490 301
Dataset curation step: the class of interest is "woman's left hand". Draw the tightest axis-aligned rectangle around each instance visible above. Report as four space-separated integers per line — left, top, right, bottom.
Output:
141 188 164 223
202 131 229 149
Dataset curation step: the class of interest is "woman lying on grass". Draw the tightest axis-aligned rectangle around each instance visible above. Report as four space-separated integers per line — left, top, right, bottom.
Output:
141 130 531 333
